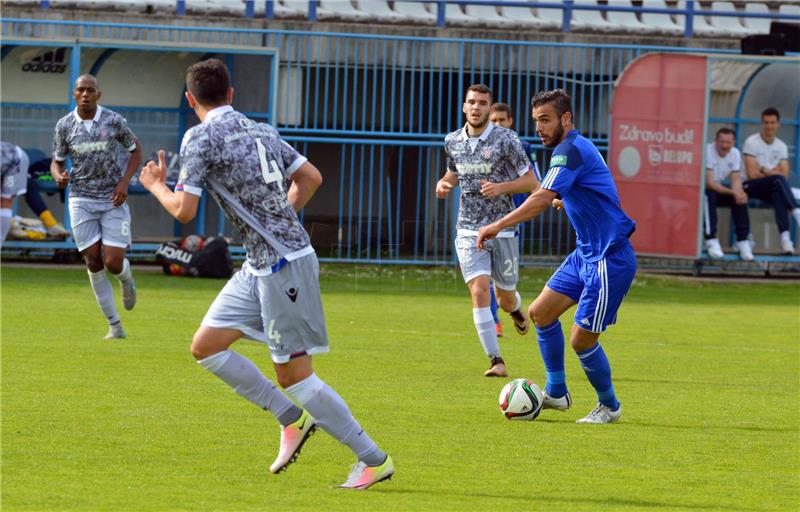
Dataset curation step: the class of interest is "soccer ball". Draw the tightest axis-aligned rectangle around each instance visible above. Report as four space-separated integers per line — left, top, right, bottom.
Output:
498 378 544 421
180 234 205 252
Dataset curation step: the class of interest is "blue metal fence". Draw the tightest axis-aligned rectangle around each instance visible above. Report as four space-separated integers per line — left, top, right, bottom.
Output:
1 18 755 264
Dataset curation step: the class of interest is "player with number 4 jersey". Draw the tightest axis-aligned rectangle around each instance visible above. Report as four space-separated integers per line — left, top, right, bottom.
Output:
139 59 392 489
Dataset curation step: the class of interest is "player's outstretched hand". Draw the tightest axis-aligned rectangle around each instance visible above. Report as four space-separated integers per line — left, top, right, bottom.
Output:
435 180 453 198
476 222 500 250
111 180 129 206
480 180 503 198
140 150 167 192
552 198 564 211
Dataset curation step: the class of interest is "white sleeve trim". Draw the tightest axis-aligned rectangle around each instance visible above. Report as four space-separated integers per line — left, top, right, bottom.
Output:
125 143 137 153
286 156 308 176
180 184 204 197
54 154 67 162
516 165 531 177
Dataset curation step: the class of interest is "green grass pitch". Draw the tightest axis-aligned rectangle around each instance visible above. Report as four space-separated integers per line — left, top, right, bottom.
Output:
2 265 798 511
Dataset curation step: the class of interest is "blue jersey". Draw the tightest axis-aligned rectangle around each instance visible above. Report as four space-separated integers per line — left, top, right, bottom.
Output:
540 130 635 262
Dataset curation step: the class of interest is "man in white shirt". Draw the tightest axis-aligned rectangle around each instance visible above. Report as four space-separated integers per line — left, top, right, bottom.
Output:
741 107 799 254
704 128 752 260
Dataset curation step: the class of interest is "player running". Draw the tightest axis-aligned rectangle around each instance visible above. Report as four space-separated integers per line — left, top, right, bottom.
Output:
139 58 393 489
437 84 539 378
50 74 142 339
478 89 636 424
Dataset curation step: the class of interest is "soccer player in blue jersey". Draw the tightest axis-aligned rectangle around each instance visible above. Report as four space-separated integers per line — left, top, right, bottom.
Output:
477 89 636 424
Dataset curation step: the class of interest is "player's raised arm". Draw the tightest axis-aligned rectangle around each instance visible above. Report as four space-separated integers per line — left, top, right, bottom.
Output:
287 161 322 212
435 170 458 198
140 149 200 224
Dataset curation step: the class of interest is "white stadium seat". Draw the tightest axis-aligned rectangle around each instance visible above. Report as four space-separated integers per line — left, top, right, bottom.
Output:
318 0 372 21
707 2 750 36
743 2 772 35
275 0 310 18
536 3 565 28
677 0 725 37
441 2 480 26
354 1 406 22
779 3 800 18
393 1 437 23
641 0 684 35
499 4 559 29
570 0 613 32
605 0 653 34
464 2 507 27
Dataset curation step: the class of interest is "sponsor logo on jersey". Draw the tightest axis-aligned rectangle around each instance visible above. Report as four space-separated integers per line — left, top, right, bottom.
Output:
72 141 110 154
550 155 567 167
455 162 492 175
22 48 68 74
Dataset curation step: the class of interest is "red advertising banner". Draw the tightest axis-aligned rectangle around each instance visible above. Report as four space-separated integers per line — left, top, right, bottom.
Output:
609 53 707 258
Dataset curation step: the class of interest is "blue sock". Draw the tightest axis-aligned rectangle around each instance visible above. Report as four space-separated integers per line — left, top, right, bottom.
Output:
489 282 500 324
535 320 568 398
576 343 620 410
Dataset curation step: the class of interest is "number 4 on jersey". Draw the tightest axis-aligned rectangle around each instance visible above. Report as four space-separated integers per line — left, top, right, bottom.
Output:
256 138 284 191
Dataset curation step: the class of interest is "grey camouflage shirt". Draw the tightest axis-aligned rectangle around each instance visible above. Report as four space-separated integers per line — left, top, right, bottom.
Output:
52 106 138 200
444 123 531 232
1 142 21 180
177 106 310 272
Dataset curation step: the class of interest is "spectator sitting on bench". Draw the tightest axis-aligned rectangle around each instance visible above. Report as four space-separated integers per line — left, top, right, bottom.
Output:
742 107 799 255
704 128 752 261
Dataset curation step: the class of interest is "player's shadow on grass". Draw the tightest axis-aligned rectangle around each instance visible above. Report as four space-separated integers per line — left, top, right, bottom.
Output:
375 488 755 511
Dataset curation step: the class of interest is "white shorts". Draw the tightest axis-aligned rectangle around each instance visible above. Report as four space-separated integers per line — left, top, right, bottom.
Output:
68 198 131 252
1 147 28 199
202 253 330 363
455 233 520 290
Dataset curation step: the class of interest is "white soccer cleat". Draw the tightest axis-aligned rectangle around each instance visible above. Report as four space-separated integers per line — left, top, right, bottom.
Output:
576 403 622 424
104 323 126 339
339 455 395 490
121 277 137 311
735 240 754 261
780 233 795 255
270 409 317 474
704 238 724 259
46 222 70 239
541 390 572 411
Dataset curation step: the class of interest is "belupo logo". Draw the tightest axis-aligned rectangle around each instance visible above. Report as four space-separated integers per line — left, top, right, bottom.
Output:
22 48 67 73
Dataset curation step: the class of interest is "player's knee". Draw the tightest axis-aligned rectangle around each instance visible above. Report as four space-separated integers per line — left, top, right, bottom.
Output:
103 255 123 274
190 332 216 360
529 300 554 327
84 255 104 272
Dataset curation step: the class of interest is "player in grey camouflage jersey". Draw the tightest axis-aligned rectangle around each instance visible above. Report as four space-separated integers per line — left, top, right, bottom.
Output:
436 84 538 378
139 59 393 489
50 74 142 340
1 142 29 243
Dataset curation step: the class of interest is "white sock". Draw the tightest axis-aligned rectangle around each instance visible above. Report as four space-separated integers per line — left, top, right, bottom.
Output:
198 350 299 425
0 208 12 243
286 373 385 466
793 208 800 225
87 268 120 325
113 258 132 283
473 307 500 358
514 291 522 312
781 230 792 242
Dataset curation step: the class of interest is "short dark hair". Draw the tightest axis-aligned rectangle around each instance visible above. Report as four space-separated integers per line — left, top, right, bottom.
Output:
715 127 735 139
490 102 513 118
466 84 493 103
531 89 573 117
186 58 231 106
761 107 780 121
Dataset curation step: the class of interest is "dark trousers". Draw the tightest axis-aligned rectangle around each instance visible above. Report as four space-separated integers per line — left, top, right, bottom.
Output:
704 189 749 242
743 175 798 233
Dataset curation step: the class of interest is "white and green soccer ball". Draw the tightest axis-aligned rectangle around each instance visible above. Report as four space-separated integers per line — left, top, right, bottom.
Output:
498 378 544 421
